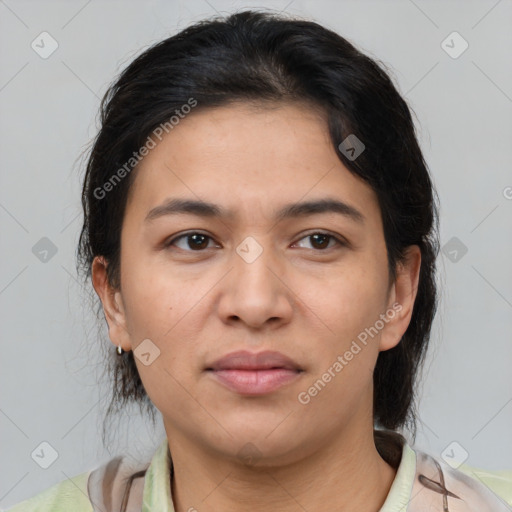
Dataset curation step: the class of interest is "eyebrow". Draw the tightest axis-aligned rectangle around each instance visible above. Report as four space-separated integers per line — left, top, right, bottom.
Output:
144 197 365 224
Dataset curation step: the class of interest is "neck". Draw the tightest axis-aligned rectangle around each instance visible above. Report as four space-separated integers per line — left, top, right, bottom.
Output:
166 425 400 512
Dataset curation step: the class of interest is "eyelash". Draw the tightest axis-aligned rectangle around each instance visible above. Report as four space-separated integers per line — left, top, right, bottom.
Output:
165 231 347 253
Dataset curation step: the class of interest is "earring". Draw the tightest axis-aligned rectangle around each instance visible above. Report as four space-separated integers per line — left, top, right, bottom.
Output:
116 345 124 355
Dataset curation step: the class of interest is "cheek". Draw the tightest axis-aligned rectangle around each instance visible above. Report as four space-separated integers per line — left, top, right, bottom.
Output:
121 267 206 371
300 258 388 338
120 258 189 334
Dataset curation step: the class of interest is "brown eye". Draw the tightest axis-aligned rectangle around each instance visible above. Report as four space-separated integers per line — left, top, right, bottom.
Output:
167 232 215 251
309 233 330 249
293 232 345 251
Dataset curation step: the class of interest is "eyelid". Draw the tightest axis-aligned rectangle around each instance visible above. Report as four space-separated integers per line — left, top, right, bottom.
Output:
291 230 347 250
165 231 219 250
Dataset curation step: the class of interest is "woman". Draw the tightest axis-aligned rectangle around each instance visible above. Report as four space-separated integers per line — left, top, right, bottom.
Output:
7 9 511 512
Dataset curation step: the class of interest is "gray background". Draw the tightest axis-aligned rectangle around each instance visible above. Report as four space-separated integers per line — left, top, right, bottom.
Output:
1 0 511 507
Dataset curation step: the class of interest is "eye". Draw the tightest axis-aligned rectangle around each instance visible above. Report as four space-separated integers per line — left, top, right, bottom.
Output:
166 232 218 251
292 232 346 251
165 231 346 253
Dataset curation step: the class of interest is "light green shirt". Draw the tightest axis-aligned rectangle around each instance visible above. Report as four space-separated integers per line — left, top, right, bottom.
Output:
6 437 512 511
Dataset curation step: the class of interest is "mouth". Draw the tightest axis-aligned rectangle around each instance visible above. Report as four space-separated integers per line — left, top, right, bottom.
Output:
205 350 304 395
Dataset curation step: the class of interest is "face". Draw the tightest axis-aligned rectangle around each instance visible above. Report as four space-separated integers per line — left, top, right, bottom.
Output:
93 101 420 466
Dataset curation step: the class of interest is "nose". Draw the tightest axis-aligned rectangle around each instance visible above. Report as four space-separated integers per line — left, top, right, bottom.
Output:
216 237 294 330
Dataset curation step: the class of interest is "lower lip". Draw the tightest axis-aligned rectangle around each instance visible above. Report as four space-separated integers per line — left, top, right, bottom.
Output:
208 369 302 395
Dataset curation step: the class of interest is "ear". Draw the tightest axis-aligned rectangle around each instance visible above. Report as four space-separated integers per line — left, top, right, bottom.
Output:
379 245 422 352
91 256 132 352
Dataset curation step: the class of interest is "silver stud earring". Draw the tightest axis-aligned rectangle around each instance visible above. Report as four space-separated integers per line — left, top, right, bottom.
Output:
116 345 124 355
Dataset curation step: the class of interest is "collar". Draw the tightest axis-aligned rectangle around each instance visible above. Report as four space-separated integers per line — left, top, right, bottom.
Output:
142 437 174 511
378 441 417 511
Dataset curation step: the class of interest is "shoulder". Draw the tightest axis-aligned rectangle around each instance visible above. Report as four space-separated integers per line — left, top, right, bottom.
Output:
457 462 512 506
411 446 512 510
5 441 165 512
5 470 93 512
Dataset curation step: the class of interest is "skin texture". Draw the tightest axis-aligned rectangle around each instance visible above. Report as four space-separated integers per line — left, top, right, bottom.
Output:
92 101 421 512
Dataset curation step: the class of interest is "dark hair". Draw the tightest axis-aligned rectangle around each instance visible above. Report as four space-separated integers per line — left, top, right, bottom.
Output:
77 9 440 461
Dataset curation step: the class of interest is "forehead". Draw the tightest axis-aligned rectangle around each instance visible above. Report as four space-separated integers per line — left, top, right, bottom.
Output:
125 101 380 228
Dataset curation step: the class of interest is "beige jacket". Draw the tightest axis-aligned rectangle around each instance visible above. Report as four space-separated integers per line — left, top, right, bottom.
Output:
6 434 512 511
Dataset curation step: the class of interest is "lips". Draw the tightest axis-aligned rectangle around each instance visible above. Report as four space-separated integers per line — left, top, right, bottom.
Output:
206 350 302 372
206 350 304 395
